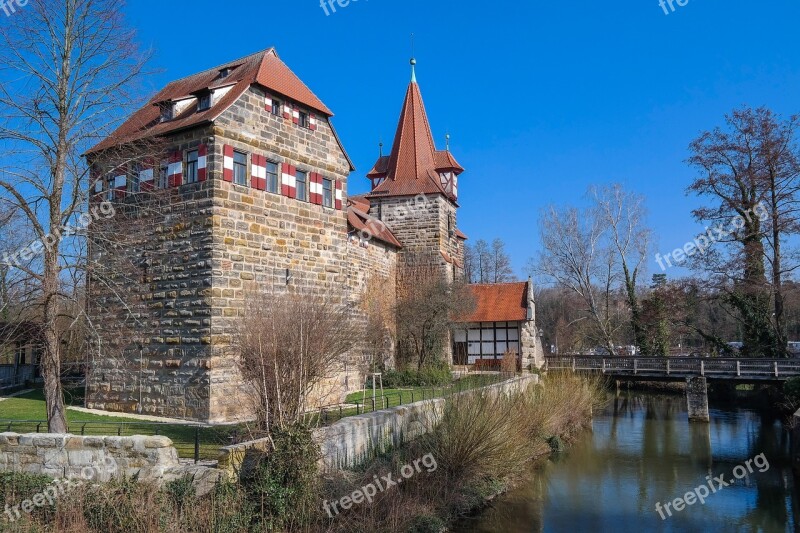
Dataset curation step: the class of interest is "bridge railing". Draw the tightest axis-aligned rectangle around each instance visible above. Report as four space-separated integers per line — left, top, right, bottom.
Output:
545 356 800 378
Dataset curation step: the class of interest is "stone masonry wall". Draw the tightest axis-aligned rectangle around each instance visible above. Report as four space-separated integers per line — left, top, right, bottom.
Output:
375 194 460 362
0 433 180 483
88 83 357 423
217 374 540 475
345 236 399 370
87 126 218 421
206 85 353 422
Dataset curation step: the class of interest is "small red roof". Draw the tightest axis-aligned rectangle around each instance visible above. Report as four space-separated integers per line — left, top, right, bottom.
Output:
89 49 336 154
348 194 371 212
457 282 529 323
455 228 468 240
347 206 402 248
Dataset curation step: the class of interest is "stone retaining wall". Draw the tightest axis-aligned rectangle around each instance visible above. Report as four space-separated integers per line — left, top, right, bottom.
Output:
1 375 540 493
219 374 540 475
0 433 180 483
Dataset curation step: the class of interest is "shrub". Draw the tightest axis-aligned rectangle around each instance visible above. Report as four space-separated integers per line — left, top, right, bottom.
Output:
0 472 57 525
417 386 533 484
784 378 800 411
381 360 452 388
500 349 518 373
81 476 167 533
243 424 321 531
407 514 446 533
418 373 605 486
0 472 54 503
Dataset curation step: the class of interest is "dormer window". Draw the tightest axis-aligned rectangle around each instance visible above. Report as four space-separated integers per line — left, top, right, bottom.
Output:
219 67 232 79
197 93 211 111
159 102 173 122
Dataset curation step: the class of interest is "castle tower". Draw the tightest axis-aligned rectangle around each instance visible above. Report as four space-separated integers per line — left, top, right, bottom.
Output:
364 59 466 287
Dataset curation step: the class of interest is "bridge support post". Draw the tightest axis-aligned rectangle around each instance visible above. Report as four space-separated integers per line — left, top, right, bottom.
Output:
686 376 709 423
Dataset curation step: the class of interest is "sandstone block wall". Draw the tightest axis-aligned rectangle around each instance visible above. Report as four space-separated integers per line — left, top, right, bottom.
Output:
87 127 217 421
207 86 353 422
345 236 399 372
0 433 180 483
87 84 360 423
217 375 540 475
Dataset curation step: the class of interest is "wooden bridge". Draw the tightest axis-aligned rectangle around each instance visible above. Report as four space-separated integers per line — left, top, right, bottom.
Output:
545 356 800 382
544 355 800 423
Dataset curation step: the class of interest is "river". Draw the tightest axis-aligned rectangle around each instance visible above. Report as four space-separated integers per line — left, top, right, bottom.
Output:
455 391 797 532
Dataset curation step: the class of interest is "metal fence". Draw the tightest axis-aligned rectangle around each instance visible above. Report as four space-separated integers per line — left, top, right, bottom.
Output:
545 356 800 379
0 419 237 463
304 372 514 426
0 372 517 463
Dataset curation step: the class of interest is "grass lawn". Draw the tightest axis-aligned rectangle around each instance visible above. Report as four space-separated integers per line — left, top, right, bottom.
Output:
0 374 511 458
0 389 236 461
345 388 424 405
344 374 509 407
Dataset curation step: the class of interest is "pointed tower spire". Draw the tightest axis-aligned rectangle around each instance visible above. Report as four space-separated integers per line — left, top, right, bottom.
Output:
365 52 464 199
410 33 417 83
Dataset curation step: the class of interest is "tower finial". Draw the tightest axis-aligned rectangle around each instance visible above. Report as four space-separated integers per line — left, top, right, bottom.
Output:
446 132 450 151
410 33 417 83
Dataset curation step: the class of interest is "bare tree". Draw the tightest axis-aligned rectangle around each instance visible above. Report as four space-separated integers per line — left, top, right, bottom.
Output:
463 242 477 284
236 291 360 434
536 205 621 355
686 107 795 357
490 238 515 283
360 273 396 371
0 0 149 431
592 184 650 351
396 266 475 369
473 239 492 283
751 108 800 356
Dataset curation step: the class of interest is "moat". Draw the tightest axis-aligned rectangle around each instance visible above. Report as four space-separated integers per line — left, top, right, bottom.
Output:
456 391 797 532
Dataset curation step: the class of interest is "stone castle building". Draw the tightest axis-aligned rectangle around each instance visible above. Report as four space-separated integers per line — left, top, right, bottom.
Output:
85 49 544 423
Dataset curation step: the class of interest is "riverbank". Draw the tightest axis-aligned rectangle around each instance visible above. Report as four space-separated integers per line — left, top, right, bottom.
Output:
317 372 605 532
0 373 604 532
455 390 796 532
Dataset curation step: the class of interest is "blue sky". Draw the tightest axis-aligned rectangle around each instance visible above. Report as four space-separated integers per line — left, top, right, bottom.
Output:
124 0 800 280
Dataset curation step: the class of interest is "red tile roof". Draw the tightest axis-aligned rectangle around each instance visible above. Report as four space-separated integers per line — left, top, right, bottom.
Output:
366 78 463 200
434 151 464 173
457 282 529 323
455 228 468 240
347 206 402 248
88 49 336 154
348 194 371 212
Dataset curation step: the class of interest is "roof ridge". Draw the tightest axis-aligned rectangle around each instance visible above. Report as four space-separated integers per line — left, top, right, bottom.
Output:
163 48 275 87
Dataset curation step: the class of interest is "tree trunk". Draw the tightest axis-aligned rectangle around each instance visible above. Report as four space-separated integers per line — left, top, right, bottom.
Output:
771 181 787 358
43 251 67 433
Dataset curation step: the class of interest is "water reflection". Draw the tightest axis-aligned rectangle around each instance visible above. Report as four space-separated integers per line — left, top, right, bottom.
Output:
456 392 796 533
